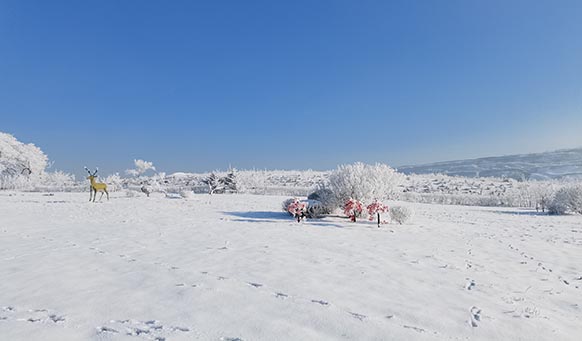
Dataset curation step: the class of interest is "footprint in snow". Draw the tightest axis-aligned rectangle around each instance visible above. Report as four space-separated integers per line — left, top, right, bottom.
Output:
97 326 119 334
349 312 366 321
98 319 190 339
247 282 263 288
403 325 425 333
469 306 481 327
274 292 288 299
466 279 476 290
311 300 329 306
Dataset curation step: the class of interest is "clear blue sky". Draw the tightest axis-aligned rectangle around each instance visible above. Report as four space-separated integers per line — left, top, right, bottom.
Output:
2 0 582 177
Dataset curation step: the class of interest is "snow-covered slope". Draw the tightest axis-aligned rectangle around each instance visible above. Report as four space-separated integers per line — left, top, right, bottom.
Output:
1 192 581 340
399 148 582 180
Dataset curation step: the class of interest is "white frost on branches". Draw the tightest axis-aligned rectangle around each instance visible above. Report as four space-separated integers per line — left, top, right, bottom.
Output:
328 162 404 205
126 159 156 177
548 185 582 215
0 132 49 189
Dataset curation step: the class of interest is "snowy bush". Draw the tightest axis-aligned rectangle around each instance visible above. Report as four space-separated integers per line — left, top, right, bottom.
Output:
180 189 194 199
307 188 337 214
390 206 413 224
236 169 267 194
34 171 77 191
140 183 153 197
104 173 123 192
283 198 325 219
125 190 140 198
548 186 582 215
328 162 403 205
304 199 327 218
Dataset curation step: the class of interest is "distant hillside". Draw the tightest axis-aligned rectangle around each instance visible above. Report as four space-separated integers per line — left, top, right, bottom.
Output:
398 148 582 181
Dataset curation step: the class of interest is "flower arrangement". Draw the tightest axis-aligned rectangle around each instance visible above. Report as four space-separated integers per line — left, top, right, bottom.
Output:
344 198 363 222
367 200 389 227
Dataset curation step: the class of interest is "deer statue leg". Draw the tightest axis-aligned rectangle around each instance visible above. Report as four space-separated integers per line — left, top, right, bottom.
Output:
99 191 104 201
105 189 109 200
93 188 97 202
89 186 93 201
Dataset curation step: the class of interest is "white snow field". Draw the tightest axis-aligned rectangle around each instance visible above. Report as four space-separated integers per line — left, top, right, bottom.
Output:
1 192 581 341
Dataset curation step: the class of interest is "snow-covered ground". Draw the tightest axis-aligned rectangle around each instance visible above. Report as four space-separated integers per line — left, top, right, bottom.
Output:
1 192 581 340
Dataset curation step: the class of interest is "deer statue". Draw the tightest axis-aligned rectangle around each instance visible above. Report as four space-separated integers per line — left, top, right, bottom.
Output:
84 167 109 202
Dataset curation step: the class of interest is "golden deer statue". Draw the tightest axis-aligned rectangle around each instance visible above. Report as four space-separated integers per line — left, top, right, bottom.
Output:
84 167 109 202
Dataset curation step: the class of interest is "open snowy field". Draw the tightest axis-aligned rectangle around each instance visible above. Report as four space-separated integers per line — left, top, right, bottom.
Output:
1 192 581 340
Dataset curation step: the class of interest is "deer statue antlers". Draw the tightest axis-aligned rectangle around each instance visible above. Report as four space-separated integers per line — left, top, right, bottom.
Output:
84 166 109 202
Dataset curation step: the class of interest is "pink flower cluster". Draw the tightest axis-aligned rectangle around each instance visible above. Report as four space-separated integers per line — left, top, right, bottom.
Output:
366 200 389 221
344 198 363 222
287 198 307 221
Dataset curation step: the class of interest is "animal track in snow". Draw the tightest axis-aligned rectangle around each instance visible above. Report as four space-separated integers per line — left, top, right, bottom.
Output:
311 299 329 306
403 325 425 333
466 279 476 290
2 306 67 325
97 326 119 334
247 282 263 288
469 306 481 327
349 312 366 321
97 319 191 340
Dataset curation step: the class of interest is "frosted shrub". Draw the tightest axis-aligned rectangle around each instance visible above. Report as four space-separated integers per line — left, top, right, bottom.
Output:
236 169 267 194
283 198 325 219
307 188 337 214
36 171 76 191
548 186 582 215
328 162 403 205
390 206 413 224
180 189 194 199
304 199 326 218
104 173 124 192
125 190 140 198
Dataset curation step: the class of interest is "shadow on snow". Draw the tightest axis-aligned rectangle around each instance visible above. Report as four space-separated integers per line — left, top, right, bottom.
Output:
223 211 345 228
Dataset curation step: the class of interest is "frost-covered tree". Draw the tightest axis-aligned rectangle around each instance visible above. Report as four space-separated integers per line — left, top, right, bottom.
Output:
125 159 156 177
548 185 582 215
390 206 413 224
220 169 237 193
328 162 403 205
530 181 558 212
202 172 222 194
0 132 48 189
